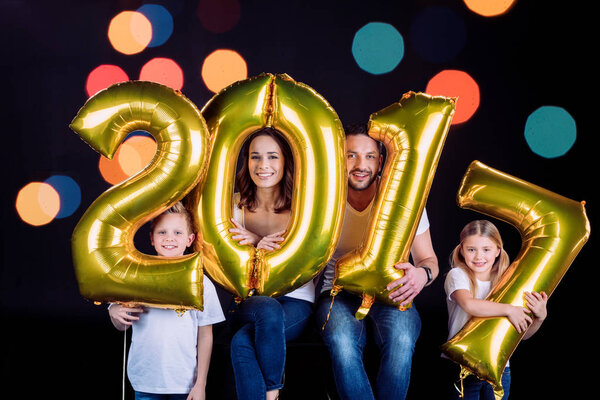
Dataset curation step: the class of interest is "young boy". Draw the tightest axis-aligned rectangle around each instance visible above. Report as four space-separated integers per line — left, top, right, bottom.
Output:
109 202 224 400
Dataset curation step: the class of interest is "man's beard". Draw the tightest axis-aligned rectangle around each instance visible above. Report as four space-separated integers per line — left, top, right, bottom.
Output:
348 169 377 191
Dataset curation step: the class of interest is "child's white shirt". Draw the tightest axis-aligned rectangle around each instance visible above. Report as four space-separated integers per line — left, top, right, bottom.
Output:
444 267 491 340
127 275 225 394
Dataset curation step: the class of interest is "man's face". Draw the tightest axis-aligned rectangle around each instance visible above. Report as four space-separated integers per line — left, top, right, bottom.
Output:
346 134 382 191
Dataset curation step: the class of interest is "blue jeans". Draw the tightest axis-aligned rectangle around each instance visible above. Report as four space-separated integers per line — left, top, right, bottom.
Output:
315 291 421 400
134 392 188 400
230 295 312 400
455 367 511 400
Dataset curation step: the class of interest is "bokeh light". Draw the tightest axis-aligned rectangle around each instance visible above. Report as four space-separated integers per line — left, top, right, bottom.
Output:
197 0 241 33
201 49 248 93
86 65 129 97
137 4 173 47
524 106 576 158
139 57 184 90
410 7 466 63
44 175 81 219
425 70 480 124
16 182 60 226
108 11 152 55
99 135 157 185
463 0 517 17
352 22 404 75
117 136 157 176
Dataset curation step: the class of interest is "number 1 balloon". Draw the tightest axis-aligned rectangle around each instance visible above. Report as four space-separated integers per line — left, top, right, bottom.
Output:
441 161 590 398
333 92 456 319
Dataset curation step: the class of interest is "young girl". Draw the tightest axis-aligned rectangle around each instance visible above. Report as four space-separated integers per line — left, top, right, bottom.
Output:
108 202 225 400
445 220 548 399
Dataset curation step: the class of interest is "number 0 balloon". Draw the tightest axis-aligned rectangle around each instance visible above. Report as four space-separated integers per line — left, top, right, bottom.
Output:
70 81 209 310
441 161 590 398
193 73 346 299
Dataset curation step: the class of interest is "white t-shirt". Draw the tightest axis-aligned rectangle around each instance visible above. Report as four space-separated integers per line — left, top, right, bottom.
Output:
320 200 430 293
232 194 315 303
444 267 491 340
127 276 225 394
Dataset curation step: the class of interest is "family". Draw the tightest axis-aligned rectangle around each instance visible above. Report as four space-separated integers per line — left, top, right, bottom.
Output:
108 125 548 400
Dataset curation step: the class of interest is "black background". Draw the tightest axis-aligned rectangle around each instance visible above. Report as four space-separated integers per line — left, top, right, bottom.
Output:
1 0 593 398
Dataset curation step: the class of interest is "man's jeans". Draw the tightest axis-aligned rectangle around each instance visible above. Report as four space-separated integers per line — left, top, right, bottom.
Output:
316 291 421 400
230 295 312 400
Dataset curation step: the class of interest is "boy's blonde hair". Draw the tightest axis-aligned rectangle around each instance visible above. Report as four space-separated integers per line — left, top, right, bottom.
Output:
150 201 194 235
449 220 510 295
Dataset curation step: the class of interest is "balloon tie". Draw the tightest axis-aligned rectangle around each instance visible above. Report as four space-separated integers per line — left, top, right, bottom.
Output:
354 294 374 320
122 328 127 400
453 366 470 398
321 285 342 331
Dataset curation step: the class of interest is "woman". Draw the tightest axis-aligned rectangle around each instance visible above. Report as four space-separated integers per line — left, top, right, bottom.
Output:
228 127 314 400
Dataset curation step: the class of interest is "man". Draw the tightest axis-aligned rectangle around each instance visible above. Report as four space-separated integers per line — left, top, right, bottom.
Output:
315 124 438 400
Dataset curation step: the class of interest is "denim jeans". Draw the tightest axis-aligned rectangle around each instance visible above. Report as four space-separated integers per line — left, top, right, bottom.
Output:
230 295 312 400
134 392 188 400
315 291 421 400
454 367 511 400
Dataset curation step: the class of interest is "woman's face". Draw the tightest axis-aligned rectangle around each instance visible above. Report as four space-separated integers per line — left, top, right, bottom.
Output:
248 134 285 189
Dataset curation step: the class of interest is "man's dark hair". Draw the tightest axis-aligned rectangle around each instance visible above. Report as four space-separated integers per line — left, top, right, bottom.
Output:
344 123 385 156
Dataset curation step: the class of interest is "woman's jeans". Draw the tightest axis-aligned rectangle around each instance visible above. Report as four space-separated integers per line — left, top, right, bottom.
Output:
315 291 421 400
454 367 511 400
230 295 312 400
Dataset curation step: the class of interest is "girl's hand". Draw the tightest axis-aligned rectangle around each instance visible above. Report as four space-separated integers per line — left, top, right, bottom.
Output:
229 219 261 246
505 304 533 334
525 291 548 321
109 304 144 330
256 230 286 251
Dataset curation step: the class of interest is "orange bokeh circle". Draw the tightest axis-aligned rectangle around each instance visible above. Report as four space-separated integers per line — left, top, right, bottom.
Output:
16 182 61 226
463 0 517 17
201 49 247 93
99 135 157 185
108 11 152 55
139 58 184 90
426 70 480 124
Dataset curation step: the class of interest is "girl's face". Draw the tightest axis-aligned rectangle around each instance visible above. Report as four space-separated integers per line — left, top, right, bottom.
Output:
248 135 285 189
151 213 195 257
460 234 500 280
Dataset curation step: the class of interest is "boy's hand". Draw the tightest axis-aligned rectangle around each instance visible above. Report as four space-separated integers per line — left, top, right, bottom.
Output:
109 304 144 328
525 291 548 321
187 383 205 400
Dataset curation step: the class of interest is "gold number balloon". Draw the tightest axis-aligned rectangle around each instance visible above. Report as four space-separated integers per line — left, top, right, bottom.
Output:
193 73 346 299
333 92 456 319
70 81 209 310
441 161 590 397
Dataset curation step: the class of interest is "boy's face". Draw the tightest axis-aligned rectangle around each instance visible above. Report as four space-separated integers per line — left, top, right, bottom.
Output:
150 213 195 257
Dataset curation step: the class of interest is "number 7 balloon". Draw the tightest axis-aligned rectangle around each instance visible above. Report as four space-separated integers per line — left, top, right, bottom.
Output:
70 81 210 310
441 161 590 398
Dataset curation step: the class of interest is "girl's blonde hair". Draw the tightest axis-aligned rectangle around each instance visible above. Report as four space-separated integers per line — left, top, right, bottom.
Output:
149 201 194 235
449 220 510 295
